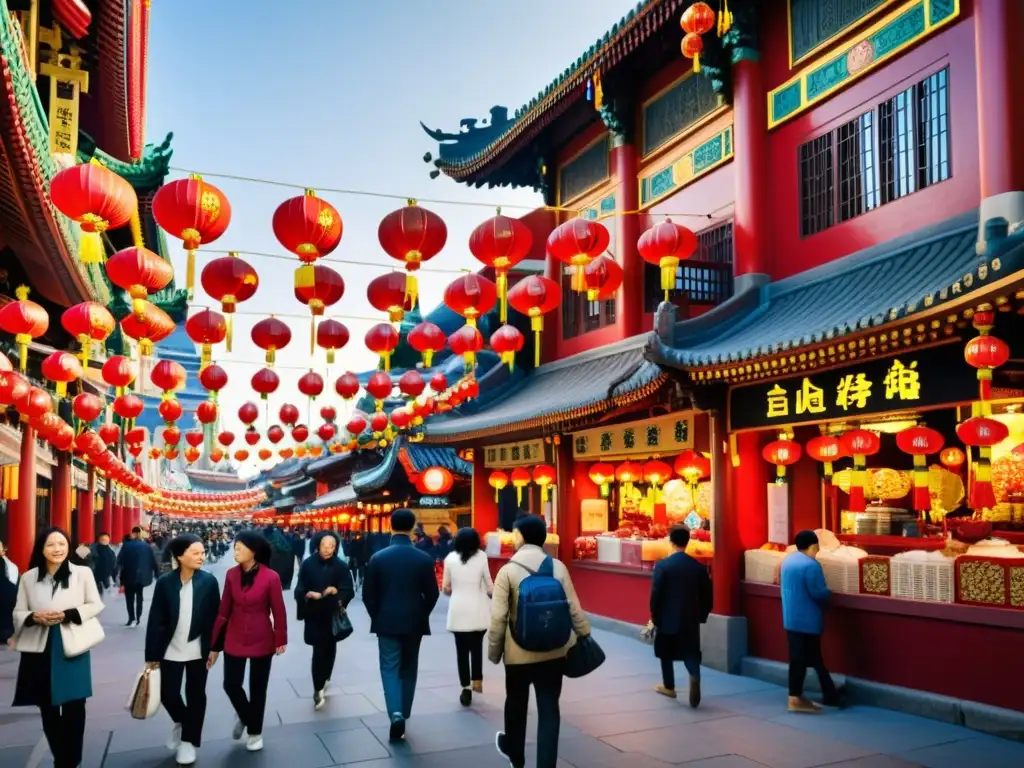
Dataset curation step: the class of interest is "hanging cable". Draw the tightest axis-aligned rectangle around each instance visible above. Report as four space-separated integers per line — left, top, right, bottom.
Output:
195 248 468 274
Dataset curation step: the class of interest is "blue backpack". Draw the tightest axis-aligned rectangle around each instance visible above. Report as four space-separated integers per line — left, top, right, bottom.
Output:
511 556 573 652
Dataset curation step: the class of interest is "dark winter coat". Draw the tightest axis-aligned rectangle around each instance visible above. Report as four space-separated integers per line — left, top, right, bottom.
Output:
295 539 354 646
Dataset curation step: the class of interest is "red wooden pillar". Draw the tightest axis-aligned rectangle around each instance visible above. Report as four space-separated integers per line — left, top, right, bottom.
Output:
612 141 643 338
555 440 578 565
543 235 561 364
111 488 124 541
975 0 1024 233
7 426 37 570
78 468 96 544
100 478 113 536
50 451 72 532
732 57 770 282
472 450 497 536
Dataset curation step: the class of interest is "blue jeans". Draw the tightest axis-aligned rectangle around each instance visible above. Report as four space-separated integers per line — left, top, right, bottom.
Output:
377 634 423 721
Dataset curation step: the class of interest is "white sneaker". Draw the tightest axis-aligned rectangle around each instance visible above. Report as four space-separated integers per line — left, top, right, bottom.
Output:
314 689 325 710
246 735 264 752
167 723 182 751
175 742 197 765
232 718 245 740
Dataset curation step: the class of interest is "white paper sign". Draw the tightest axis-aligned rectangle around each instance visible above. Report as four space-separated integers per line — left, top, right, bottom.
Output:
767 483 790 545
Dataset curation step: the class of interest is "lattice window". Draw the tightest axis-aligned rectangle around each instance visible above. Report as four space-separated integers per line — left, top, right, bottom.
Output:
837 112 878 221
916 67 950 189
799 133 834 236
644 220 735 312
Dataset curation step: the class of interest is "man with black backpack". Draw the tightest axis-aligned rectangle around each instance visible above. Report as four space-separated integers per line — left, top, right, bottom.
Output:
488 515 591 768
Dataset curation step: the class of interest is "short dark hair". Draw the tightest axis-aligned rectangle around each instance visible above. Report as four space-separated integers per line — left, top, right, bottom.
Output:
795 530 819 551
234 530 272 565
97 531 109 538
453 527 481 564
669 525 691 549
169 533 203 561
131 526 142 535
391 508 416 533
513 514 547 547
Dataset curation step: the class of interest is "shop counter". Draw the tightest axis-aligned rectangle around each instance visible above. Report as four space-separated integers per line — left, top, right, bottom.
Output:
742 581 1024 712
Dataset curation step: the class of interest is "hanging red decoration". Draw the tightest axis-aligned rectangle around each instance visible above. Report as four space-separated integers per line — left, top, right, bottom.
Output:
367 272 414 323
105 246 174 319
546 218 610 293
762 439 802 482
50 423 75 453
407 322 446 368
124 426 147 446
346 414 367 436
377 201 447 306
184 308 227 370
209 449 224 464
680 31 705 72
185 431 204 448
272 190 343 263
369 411 389 435
292 424 309 443
448 325 484 370
278 448 294 460
468 211 533 322
251 317 292 366
245 429 260 446
963 310 1008 404
430 372 448 393
398 370 426 398
196 400 218 425
390 408 412 431
198 363 228 398
294 264 345 353
16 386 53 420
582 254 624 301
443 274 497 328
638 220 698 300
839 429 881 512
152 174 232 296
267 425 285 444
366 371 393 405
258 448 273 461
74 431 106 458
298 371 325 400
510 467 531 504
957 416 1010 510
335 372 360 400
49 160 136 264
250 367 280 400
112 393 144 422
320 405 337 422
150 359 186 400
184 447 200 464
489 324 524 371
674 449 710 484
940 447 966 469
234 449 250 463
365 323 400 371
417 466 454 496
200 251 258 351
162 427 181 446
643 460 674 501
317 423 336 442
532 464 556 502
98 423 120 446
0 371 28 408
61 302 115 367
806 435 843 480
507 275 561 367
0 286 49 372
488 470 508 501
896 426 945 513
218 430 236 448
279 404 300 426
238 402 259 426
72 392 104 423
120 300 175 357
315 319 350 365
41 351 83 398
101 355 135 394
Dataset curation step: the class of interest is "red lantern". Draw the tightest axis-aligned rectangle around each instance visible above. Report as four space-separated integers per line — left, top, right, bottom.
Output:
546 218 610 293
101 355 135 394
258 448 273 461
112 394 144 422
448 325 484 370
17 386 53 420
398 370 425 398
279 404 300 426
61 302 115 366
681 1 716 34
317 423 336 442
210 449 224 464
218 431 235 448
430 372 448 393
245 429 260 446
365 323 400 371
490 324 524 371
367 272 414 323
507 275 561 367
346 415 367 436
583 254 624 301
292 424 310 443
184 447 200 464
0 286 49 372
320 405 337 422
940 447 966 469
150 359 186 399
509 467 531 504
964 333 1010 401
298 371 325 400
196 400 218 425
198 363 228 396
238 402 259 426
200 251 258 351
680 32 705 72
98 423 120 446
267 425 285 444
315 319 350 365
0 371 28 407
806 435 843 479
152 174 232 296
41 351 83 398
105 246 174 319
488 470 508 501
533 464 556 502
390 408 412 430
957 416 1010 510
416 466 454 496
406 322 445 368
762 439 802 482
49 160 136 264
162 427 181 446
638 220 698 299
182 308 227 371
643 460 674 501
50 422 75 453
369 411 389 435
335 372 360 400
278 447 294 460
896 426 945 513
294 264 345 353
251 317 292 366
120 300 175 357
75 431 106 458
839 429 881 512
72 392 104 423
443 274 497 328
366 372 393 404
378 201 447 306
272 190 343 263
251 367 280 400
674 449 710 485
468 212 533 322
148 447 162 460
234 449 250 463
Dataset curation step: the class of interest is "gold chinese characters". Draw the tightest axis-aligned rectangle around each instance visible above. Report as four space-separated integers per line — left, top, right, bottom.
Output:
764 358 922 419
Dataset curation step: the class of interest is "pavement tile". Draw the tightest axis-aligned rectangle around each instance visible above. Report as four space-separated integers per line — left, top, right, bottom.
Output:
318 726 392 763
565 703 733 737
365 710 498 756
896 735 1024 768
821 756 924 767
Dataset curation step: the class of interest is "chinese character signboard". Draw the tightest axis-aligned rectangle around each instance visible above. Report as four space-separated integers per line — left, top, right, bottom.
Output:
727 343 978 432
572 412 694 460
41 58 89 159
484 439 547 469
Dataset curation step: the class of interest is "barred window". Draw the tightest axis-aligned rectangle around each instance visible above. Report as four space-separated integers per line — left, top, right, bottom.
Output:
644 220 734 313
879 67 950 203
562 263 617 340
799 133 834 236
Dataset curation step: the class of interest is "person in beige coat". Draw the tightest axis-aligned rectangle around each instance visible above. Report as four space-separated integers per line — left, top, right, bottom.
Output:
488 515 590 768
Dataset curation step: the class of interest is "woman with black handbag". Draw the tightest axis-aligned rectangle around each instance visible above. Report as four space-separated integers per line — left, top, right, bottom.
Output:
295 531 354 711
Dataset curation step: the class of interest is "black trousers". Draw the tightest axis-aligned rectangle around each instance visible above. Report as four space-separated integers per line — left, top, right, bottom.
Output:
787 630 838 701
453 631 484 687
311 642 337 693
223 653 273 736
161 658 209 746
40 698 86 768
504 659 564 768
124 584 144 621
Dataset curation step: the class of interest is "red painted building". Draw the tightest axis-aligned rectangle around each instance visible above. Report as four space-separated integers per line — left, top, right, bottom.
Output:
421 0 1024 719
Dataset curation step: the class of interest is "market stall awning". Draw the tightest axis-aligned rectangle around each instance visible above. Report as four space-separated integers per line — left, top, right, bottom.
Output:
307 484 357 510
399 444 472 478
422 335 666 442
648 212 1024 374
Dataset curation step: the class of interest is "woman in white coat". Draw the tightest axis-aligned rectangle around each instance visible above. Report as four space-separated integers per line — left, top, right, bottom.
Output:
442 527 493 706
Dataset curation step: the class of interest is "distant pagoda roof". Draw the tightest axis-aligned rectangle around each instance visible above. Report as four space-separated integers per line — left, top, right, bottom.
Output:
78 132 174 191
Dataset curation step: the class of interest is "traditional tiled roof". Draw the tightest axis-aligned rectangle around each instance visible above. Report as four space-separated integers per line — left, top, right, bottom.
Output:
351 440 402 495
79 132 173 190
269 458 309 482
423 335 667 443
648 212 1024 379
306 450 357 477
280 477 314 497
422 0 686 184
306 484 357 510
398 444 472 478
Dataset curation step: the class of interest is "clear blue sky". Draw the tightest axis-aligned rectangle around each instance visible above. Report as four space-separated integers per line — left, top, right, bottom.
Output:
146 0 634 444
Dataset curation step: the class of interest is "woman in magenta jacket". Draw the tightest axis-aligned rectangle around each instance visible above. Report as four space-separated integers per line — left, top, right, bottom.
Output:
209 531 287 753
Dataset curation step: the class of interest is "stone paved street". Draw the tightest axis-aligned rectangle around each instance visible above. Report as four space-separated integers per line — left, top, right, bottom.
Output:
2 558 1023 767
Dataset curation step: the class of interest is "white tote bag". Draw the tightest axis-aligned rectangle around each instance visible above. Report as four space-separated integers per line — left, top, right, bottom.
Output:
126 667 162 720
61 617 105 658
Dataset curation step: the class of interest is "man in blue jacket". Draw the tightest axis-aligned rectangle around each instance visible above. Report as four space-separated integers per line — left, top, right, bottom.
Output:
117 526 160 627
363 509 439 742
779 530 841 712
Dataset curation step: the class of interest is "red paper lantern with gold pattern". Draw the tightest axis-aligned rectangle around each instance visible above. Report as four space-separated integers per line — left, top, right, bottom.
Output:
295 264 345 353
50 160 136 264
105 246 174 319
964 333 1010 401
443 274 497 328
507 275 561 367
41 351 83 398
0 286 49 372
468 212 533 322
680 32 705 72
681 1 716 34
200 251 258 351
583 253 623 301
367 272 414 323
184 308 227 370
490 324 524 371
365 323 400 371
896 426 945 512
957 416 1010 511
61 302 115 366
152 174 232 295
763 439 802 481
638 220 698 299
408 321 446 368
251 317 292 366
378 201 447 306
272 190 343 263
120 300 175 357
315 319 350 364
839 429 881 512
335 372 360 400
251 367 279 401
806 435 843 479
546 218 609 293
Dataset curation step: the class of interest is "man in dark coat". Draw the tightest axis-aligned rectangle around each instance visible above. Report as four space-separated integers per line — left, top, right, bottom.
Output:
90 531 117 596
649 525 713 707
117 526 160 627
264 525 296 590
363 509 440 742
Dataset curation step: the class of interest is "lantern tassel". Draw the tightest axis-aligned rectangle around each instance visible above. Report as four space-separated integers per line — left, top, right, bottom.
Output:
55 381 67 399
571 267 586 293
660 258 678 293
76 334 91 367
79 230 105 264
405 273 418 309
970 446 996 510
225 314 234 353
849 455 866 512
382 351 391 372
693 53 701 74
912 455 930 511
497 271 508 323
423 350 434 368
502 351 515 372
531 315 544 368
15 334 30 373
186 249 196 298
776 464 787 483
129 209 144 248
